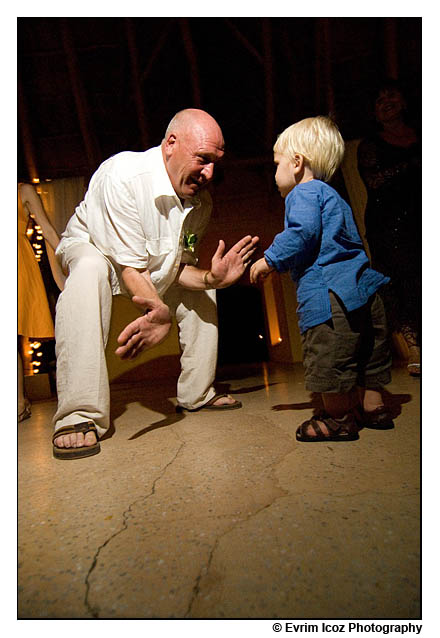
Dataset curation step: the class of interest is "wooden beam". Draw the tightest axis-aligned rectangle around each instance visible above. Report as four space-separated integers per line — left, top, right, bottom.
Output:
223 18 264 66
60 18 101 172
125 18 149 149
179 18 201 107
384 18 399 79
140 19 176 86
314 18 335 115
262 19 275 151
18 73 39 182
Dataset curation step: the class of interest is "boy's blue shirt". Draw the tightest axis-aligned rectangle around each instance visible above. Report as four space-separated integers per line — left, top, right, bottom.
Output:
264 180 389 334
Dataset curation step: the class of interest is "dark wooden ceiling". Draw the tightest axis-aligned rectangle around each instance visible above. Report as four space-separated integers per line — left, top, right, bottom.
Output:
18 17 421 182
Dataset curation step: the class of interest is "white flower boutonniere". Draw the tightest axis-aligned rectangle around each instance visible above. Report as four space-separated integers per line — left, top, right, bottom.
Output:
184 231 198 253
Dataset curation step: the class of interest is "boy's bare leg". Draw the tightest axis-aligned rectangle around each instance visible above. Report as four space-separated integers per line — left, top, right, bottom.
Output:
358 387 385 413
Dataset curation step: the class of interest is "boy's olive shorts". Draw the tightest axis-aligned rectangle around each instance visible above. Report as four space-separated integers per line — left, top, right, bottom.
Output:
301 291 392 394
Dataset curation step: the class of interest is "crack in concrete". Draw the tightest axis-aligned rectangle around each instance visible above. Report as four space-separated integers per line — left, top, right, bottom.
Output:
184 434 294 618
83 439 186 618
184 497 283 618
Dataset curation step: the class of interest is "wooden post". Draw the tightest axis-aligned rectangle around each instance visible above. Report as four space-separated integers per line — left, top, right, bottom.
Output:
60 18 101 173
125 18 149 149
179 18 202 107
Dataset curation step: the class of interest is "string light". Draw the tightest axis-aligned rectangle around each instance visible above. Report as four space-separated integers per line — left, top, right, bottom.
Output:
29 341 42 375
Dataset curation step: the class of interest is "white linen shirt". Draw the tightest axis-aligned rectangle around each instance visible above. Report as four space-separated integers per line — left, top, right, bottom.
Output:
56 146 213 297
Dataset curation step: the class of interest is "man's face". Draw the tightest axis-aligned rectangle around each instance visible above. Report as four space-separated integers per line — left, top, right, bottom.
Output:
163 126 224 200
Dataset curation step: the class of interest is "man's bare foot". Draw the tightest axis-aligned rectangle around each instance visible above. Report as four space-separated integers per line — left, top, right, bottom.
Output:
177 393 242 412
53 431 97 449
210 394 237 407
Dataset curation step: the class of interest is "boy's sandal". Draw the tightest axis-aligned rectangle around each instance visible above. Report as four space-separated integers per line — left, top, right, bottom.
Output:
52 421 101 460
177 393 242 412
359 406 394 430
296 412 359 443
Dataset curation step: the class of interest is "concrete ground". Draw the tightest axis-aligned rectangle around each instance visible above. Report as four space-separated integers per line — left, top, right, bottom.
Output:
18 361 420 620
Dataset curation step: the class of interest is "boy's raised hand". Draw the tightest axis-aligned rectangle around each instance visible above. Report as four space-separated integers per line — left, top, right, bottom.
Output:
250 257 274 284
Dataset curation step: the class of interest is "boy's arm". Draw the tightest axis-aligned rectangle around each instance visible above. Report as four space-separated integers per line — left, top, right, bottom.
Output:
264 189 322 276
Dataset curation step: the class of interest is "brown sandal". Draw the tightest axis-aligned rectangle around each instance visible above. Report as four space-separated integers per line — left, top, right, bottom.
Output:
53 421 101 460
296 412 359 443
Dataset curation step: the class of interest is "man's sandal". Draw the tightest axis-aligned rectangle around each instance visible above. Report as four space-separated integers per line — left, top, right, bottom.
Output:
52 421 101 460
296 412 359 443
177 393 242 412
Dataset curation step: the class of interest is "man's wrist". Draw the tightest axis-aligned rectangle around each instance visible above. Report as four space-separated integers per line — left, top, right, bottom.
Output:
203 270 216 289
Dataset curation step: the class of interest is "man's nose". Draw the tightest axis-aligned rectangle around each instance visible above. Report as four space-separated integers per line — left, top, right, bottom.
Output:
201 163 214 181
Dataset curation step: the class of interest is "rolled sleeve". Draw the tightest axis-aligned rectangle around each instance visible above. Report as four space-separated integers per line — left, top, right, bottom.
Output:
93 173 150 269
264 187 322 278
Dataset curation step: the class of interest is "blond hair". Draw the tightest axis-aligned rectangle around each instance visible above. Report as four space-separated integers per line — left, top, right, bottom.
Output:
273 116 345 182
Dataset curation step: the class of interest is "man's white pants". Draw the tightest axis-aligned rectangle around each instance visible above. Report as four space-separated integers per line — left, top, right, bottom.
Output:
53 243 218 437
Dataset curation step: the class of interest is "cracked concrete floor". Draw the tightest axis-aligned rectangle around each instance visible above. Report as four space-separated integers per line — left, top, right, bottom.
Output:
18 362 420 619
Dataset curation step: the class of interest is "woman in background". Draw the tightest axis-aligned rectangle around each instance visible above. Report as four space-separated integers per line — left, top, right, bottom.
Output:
18 183 61 421
357 79 421 376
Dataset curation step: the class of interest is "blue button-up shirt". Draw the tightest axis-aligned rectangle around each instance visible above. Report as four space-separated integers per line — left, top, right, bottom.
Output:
264 180 389 334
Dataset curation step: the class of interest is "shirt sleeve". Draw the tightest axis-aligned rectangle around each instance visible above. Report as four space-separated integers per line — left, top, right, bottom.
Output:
90 172 151 270
264 186 322 278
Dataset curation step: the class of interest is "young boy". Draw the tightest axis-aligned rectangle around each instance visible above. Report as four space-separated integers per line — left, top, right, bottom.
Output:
250 116 393 442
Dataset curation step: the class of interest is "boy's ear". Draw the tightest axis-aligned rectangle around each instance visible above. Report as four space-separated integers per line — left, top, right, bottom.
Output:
292 153 304 173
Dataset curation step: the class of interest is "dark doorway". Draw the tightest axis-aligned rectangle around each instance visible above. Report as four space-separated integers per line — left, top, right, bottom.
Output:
216 285 268 365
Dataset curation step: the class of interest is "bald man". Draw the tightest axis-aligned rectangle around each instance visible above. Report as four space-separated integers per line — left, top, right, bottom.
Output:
52 109 259 459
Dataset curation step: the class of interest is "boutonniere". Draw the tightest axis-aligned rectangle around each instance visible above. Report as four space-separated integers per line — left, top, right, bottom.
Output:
184 231 198 253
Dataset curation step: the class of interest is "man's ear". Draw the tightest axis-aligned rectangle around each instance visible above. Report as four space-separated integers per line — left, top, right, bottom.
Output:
163 134 177 159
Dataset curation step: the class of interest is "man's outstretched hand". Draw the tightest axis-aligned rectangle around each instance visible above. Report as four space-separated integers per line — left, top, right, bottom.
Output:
115 296 172 359
210 235 259 288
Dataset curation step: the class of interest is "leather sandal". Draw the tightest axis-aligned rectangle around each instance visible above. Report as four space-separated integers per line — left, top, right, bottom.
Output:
18 399 32 423
177 393 242 412
296 412 359 443
53 421 101 460
358 406 394 430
